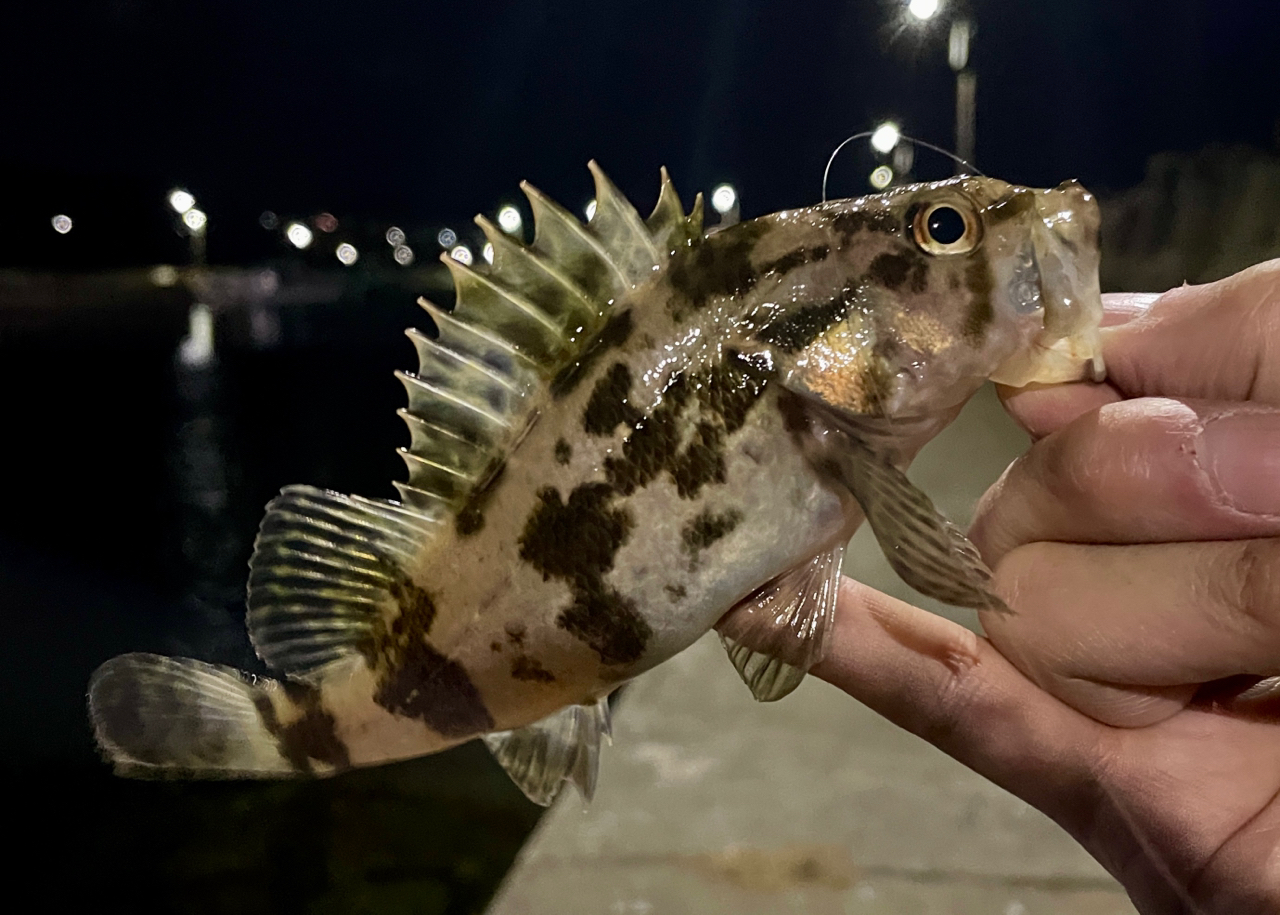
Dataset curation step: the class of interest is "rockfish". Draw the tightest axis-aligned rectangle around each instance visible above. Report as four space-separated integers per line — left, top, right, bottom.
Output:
90 164 1104 804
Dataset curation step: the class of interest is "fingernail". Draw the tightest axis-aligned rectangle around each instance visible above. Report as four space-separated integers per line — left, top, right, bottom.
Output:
1202 411 1280 515
1101 292 1162 327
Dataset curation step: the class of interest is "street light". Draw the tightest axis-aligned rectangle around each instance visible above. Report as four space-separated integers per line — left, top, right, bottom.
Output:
908 0 939 20
871 122 901 154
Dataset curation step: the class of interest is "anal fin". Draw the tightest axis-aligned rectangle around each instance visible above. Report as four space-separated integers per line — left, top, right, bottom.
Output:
482 699 612 806
715 542 846 702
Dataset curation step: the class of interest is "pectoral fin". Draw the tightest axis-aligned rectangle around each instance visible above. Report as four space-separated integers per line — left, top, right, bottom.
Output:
838 437 1009 614
715 542 846 702
482 699 612 806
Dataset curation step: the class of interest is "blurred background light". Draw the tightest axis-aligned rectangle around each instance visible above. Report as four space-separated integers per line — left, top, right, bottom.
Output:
182 208 207 232
449 244 473 265
149 265 179 287
51 214 73 234
393 244 414 266
871 122 901 154
315 212 338 233
496 205 522 235
908 0 940 21
335 243 359 265
286 221 313 249
259 210 279 230
710 184 738 215
168 189 195 214
482 241 495 264
386 226 406 246
437 228 457 248
870 166 895 189
584 199 597 221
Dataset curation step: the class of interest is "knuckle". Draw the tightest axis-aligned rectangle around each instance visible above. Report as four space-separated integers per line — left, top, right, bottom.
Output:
1211 539 1280 637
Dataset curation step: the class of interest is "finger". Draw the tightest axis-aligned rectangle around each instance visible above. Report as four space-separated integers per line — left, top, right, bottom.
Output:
995 292 1156 439
815 577 1104 836
969 397 1280 565
983 538 1280 727
1104 260 1280 404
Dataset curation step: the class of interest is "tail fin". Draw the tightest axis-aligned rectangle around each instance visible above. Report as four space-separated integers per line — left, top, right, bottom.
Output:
88 653 346 778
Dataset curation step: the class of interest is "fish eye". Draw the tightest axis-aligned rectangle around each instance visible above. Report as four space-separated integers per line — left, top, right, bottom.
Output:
912 200 981 256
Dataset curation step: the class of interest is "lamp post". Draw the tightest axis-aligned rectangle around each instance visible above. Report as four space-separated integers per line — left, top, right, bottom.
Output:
906 1 976 174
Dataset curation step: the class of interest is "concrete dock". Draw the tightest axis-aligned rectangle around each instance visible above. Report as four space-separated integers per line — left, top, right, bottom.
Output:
488 387 1137 915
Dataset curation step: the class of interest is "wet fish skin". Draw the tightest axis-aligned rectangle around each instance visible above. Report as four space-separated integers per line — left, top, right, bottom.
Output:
88 167 1103 804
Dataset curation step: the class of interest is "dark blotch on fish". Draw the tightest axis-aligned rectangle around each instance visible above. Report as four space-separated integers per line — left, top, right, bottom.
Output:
666 220 771 314
552 309 634 397
505 621 527 646
963 260 994 341
518 483 652 666
554 438 572 465
868 253 912 290
582 362 643 436
362 588 494 737
755 289 855 353
605 375 693 496
388 573 438 631
256 684 351 772
831 209 898 245
760 244 830 276
455 460 507 537
682 507 744 559
511 655 556 683
664 583 687 602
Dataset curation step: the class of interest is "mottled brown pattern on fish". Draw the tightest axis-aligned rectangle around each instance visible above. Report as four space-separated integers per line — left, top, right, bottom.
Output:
830 208 899 245
511 655 556 683
456 460 507 537
755 287 856 353
665 220 771 316
553 438 572 465
361 585 494 737
253 684 350 772
582 363 643 436
681 507 744 567
963 260 994 341
759 244 831 276
518 483 652 665
551 309 634 397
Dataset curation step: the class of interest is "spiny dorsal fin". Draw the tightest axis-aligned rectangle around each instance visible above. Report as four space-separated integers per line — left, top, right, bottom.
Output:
397 165 700 517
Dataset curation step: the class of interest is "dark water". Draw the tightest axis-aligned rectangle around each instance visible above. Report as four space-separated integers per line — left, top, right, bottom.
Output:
0 281 541 913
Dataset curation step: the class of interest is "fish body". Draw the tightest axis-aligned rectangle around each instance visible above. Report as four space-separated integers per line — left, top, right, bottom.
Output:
90 165 1104 803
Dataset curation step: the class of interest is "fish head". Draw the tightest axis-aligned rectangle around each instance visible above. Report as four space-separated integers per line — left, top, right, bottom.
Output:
760 176 1104 423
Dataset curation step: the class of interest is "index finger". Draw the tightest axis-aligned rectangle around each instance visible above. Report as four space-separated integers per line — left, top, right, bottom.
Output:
1002 260 1280 438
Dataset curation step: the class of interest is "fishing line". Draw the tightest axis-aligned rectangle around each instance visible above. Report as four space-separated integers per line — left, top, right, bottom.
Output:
822 132 985 202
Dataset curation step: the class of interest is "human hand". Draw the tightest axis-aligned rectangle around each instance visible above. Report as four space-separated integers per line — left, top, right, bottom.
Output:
816 260 1280 914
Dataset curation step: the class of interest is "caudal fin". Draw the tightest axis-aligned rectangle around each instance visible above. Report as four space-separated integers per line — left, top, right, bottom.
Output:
88 653 324 778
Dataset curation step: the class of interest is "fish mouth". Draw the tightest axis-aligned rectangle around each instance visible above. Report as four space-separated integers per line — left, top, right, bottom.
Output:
990 180 1106 387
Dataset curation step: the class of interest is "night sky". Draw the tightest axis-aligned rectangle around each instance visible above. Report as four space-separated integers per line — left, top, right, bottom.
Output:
7 0 1280 267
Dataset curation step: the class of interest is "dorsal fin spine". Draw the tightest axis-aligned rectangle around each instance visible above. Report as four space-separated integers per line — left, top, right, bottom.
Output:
520 181 631 293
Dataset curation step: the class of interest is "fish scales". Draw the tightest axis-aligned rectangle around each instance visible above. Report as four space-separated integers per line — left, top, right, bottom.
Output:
89 165 1106 803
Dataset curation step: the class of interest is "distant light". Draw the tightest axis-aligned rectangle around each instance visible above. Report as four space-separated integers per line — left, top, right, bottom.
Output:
336 243 359 266
168 189 196 214
183 208 208 232
711 184 738 215
178 303 215 369
870 166 894 190
150 265 179 287
908 0 939 21
948 18 971 70
394 244 415 266
437 228 457 248
584 199 597 221
315 212 338 233
386 226 406 246
259 211 279 230
51 214 73 234
892 142 916 174
482 241 495 264
871 122 901 154
449 244 473 265
286 222 314 249
496 206 523 235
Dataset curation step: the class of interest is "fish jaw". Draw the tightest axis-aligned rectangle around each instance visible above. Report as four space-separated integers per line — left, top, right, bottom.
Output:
989 180 1105 387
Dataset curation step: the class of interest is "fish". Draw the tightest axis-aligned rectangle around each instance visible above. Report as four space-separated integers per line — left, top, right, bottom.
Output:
88 163 1104 805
